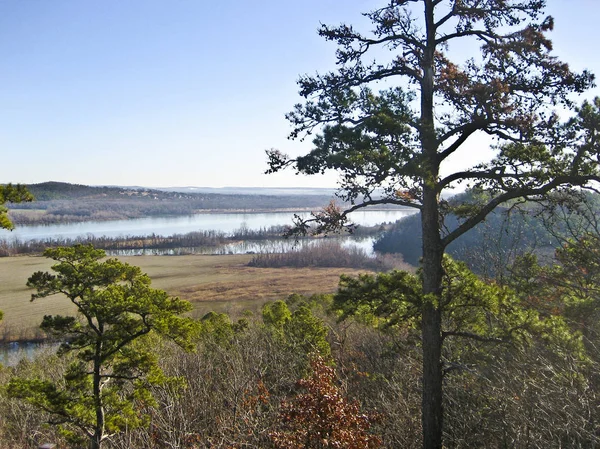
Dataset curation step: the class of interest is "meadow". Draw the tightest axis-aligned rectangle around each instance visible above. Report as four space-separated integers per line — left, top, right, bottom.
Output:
0 254 368 341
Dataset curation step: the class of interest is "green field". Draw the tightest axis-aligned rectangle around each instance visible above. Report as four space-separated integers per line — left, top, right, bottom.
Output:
0 254 365 341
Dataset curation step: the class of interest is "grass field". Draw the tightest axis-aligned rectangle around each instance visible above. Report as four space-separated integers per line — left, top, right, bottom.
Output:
0 254 369 341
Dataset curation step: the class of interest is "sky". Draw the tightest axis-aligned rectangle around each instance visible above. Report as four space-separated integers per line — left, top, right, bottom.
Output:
1 0 598 189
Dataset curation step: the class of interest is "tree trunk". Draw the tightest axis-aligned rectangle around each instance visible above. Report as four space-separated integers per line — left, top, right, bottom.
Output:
420 190 444 449
91 340 104 449
420 3 443 447
90 434 101 449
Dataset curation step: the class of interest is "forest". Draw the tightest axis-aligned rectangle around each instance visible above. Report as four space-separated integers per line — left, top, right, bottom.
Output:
2 1 600 448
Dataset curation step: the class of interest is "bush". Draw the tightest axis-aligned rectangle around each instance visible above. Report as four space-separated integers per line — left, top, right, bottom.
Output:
248 240 406 271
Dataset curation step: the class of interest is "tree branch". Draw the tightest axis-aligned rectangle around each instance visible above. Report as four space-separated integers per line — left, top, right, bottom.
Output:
437 120 489 161
436 29 497 46
442 330 506 344
441 175 600 248
437 170 523 191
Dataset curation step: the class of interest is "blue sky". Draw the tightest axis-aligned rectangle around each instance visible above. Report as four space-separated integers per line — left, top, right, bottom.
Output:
1 0 597 188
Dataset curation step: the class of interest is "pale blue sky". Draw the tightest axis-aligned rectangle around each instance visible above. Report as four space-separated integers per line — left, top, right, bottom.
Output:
1 0 597 188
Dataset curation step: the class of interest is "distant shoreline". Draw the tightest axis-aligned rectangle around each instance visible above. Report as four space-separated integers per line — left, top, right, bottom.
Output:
9 205 412 227
191 205 412 214
7 182 414 227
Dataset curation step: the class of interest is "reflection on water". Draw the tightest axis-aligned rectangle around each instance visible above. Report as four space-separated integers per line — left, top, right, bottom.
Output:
0 210 415 242
0 342 55 367
106 236 377 257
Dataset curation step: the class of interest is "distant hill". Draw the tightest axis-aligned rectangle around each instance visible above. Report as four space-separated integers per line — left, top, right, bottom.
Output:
135 186 339 197
372 190 599 276
7 182 340 226
24 182 206 201
23 182 339 200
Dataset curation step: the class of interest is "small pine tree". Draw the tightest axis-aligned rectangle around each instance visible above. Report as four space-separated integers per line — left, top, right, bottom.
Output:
8 244 198 449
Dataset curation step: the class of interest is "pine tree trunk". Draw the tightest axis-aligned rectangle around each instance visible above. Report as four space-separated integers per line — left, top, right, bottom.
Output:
90 434 101 449
420 190 444 449
91 341 104 449
420 4 443 447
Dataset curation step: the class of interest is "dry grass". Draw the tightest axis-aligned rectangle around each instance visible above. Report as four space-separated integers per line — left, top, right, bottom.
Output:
8 209 47 219
0 255 73 341
0 254 370 341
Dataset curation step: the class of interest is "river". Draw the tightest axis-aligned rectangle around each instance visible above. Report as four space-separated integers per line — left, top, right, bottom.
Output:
0 209 416 364
0 209 415 243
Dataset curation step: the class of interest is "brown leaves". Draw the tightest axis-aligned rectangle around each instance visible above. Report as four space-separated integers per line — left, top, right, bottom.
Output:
270 355 381 449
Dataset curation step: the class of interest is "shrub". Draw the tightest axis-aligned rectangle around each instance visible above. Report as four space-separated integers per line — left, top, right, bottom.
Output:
249 240 406 271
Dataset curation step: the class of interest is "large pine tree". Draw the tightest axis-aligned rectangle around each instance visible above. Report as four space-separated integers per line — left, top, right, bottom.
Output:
267 1 599 447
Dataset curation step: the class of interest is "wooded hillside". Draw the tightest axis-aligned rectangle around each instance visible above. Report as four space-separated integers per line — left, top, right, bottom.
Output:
7 182 338 225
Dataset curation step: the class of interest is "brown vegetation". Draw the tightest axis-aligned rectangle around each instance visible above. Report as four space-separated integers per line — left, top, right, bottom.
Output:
0 254 371 341
248 240 408 272
1 293 595 449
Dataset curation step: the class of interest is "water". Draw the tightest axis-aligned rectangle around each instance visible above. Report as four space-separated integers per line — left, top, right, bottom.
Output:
0 210 416 363
0 209 416 242
108 235 377 256
0 342 54 367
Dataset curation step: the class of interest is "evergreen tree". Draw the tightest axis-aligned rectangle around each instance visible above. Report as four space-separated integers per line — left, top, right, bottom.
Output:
267 2 598 447
8 245 198 449
0 183 33 230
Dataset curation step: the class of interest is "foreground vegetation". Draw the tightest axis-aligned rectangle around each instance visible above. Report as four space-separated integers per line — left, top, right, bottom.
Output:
9 246 198 449
0 235 598 448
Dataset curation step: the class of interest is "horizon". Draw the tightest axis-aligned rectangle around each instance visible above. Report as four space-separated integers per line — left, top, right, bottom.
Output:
20 180 338 190
15 180 462 198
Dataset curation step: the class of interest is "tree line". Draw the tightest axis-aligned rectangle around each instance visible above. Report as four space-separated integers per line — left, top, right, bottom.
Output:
0 224 388 257
373 189 596 277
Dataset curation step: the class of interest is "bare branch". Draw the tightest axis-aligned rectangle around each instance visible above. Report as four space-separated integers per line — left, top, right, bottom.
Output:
442 330 507 344
437 120 489 161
